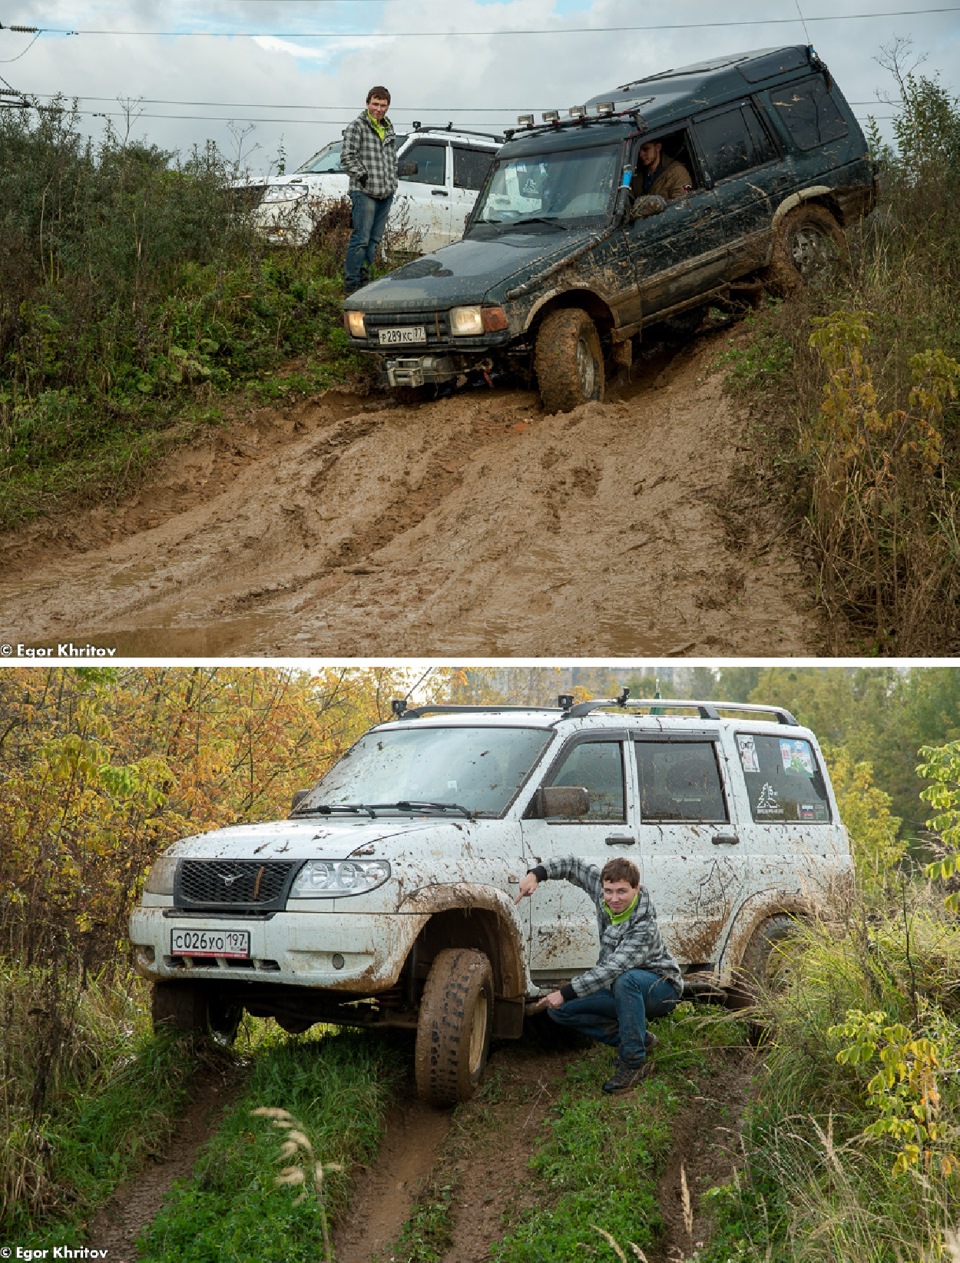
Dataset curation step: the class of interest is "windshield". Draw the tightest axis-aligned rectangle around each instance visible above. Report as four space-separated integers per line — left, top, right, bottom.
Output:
298 141 343 174
473 143 621 226
295 725 552 817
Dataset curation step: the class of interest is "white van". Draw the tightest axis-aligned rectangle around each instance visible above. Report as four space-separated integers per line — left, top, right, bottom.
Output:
130 696 851 1104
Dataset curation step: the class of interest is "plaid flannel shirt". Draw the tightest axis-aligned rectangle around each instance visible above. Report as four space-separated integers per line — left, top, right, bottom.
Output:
534 855 682 998
341 110 398 200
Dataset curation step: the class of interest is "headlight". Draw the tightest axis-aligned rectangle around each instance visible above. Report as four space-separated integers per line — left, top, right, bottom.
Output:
262 183 308 204
290 859 391 898
143 855 178 896
449 305 509 336
344 310 366 338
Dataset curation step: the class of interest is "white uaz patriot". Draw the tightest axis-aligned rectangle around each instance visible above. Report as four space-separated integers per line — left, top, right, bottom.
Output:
130 694 852 1105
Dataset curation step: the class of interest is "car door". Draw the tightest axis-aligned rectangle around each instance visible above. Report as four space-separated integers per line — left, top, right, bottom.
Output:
394 138 454 252
689 99 788 275
450 143 499 241
520 731 640 980
632 733 744 968
621 131 727 321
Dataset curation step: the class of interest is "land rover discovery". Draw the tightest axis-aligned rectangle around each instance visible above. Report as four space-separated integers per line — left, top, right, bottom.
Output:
342 45 876 412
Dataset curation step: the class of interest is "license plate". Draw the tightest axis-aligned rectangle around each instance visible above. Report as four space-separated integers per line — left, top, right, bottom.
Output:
171 928 251 958
379 326 426 345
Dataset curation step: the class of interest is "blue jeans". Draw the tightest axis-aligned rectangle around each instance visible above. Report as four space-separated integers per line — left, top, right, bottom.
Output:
345 190 393 290
548 969 680 1067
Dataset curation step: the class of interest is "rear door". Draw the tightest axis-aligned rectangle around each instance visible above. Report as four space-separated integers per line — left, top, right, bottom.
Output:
631 733 744 968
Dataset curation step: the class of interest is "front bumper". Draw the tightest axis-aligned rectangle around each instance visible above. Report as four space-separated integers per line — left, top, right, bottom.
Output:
129 906 426 992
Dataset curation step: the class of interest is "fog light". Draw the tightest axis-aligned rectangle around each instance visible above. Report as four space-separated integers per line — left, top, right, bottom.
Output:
332 953 345 970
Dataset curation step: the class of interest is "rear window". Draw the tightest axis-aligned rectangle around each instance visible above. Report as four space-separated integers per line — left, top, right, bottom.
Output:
769 74 848 150
736 733 832 822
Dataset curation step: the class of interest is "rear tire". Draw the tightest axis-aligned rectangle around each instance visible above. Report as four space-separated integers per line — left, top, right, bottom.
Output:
415 948 494 1107
763 204 846 296
535 308 605 413
727 914 799 1010
152 981 242 1044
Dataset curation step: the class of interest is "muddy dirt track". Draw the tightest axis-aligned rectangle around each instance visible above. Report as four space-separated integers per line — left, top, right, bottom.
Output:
0 327 822 658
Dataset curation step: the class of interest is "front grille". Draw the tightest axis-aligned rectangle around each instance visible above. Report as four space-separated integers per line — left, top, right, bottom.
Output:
175 860 299 911
364 309 451 346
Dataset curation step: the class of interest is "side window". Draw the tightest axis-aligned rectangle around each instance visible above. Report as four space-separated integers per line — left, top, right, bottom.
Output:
399 142 447 186
736 733 832 823
546 741 625 821
454 146 496 191
770 74 849 150
636 741 728 823
695 103 778 182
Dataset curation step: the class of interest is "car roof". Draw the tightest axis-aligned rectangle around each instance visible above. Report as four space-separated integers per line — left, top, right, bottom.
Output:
375 698 815 738
504 45 824 149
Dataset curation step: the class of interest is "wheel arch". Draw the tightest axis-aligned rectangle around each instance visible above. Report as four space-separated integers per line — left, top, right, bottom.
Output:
769 187 845 235
401 883 529 1035
522 286 616 340
717 891 822 988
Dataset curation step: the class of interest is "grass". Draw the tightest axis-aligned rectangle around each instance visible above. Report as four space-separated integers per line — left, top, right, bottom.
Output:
136 1026 407 1263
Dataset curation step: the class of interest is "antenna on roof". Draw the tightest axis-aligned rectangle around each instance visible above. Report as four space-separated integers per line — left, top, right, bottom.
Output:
616 686 630 708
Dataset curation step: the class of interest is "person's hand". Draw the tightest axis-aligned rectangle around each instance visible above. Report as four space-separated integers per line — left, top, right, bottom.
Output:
544 990 565 1009
514 871 539 904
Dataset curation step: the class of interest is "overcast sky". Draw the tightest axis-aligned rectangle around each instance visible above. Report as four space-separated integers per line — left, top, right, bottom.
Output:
2 1 958 172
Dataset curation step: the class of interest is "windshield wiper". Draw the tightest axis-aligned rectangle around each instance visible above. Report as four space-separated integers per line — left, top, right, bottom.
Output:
295 803 380 818
391 800 474 818
512 216 570 229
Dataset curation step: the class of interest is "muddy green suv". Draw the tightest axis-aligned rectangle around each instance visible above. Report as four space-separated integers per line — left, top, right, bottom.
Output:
343 45 876 412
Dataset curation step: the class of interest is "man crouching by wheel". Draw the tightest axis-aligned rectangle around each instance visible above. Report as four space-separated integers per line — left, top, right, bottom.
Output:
515 856 682 1093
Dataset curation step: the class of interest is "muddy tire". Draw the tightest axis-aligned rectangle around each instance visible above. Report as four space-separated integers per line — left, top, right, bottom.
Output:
762 204 846 296
415 948 494 1107
152 981 242 1044
726 914 799 1009
534 308 605 414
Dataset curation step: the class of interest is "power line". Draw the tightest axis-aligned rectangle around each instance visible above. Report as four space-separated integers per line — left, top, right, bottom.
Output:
11 5 960 38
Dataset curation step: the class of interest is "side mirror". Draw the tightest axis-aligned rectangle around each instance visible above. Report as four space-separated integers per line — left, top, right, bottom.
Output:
630 194 667 221
398 160 419 177
290 790 309 813
534 785 591 818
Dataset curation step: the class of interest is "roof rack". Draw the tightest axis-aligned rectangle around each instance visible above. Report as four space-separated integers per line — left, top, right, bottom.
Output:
410 121 504 142
390 695 799 726
557 693 799 725
504 102 650 143
391 700 559 720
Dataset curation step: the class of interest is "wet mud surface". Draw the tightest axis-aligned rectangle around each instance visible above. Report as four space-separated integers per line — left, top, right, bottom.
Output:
0 332 822 657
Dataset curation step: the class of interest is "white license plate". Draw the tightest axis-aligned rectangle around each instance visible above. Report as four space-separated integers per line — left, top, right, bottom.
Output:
379 325 427 345
171 928 251 958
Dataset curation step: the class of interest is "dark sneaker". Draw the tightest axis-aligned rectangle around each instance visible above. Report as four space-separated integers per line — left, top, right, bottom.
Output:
603 1059 652 1094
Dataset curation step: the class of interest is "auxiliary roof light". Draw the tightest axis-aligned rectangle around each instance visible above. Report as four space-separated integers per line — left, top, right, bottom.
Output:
569 105 587 119
596 101 615 116
517 113 534 127
542 109 560 123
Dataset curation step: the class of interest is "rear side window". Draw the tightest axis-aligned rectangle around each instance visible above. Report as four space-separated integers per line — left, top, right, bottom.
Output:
695 102 778 182
454 145 496 190
770 74 849 150
636 741 728 822
736 733 832 822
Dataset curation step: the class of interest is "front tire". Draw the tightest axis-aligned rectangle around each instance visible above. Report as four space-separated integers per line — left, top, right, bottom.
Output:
763 204 846 296
415 948 494 1107
152 981 242 1044
534 308 605 414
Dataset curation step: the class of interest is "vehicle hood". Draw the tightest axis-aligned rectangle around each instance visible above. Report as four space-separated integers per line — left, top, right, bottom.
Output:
162 815 479 861
346 226 600 310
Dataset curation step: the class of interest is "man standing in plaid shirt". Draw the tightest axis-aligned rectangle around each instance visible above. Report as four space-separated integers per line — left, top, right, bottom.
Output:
341 86 398 294
516 856 682 1093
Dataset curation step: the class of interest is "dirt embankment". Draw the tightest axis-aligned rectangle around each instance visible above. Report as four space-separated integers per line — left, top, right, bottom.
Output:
0 330 823 658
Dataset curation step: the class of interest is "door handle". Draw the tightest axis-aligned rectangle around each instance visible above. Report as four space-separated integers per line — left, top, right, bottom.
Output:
605 835 636 846
431 189 449 196
711 833 740 846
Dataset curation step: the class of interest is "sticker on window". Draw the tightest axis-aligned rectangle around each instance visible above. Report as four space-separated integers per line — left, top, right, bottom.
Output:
799 803 829 821
737 734 760 772
780 739 815 776
755 782 782 818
